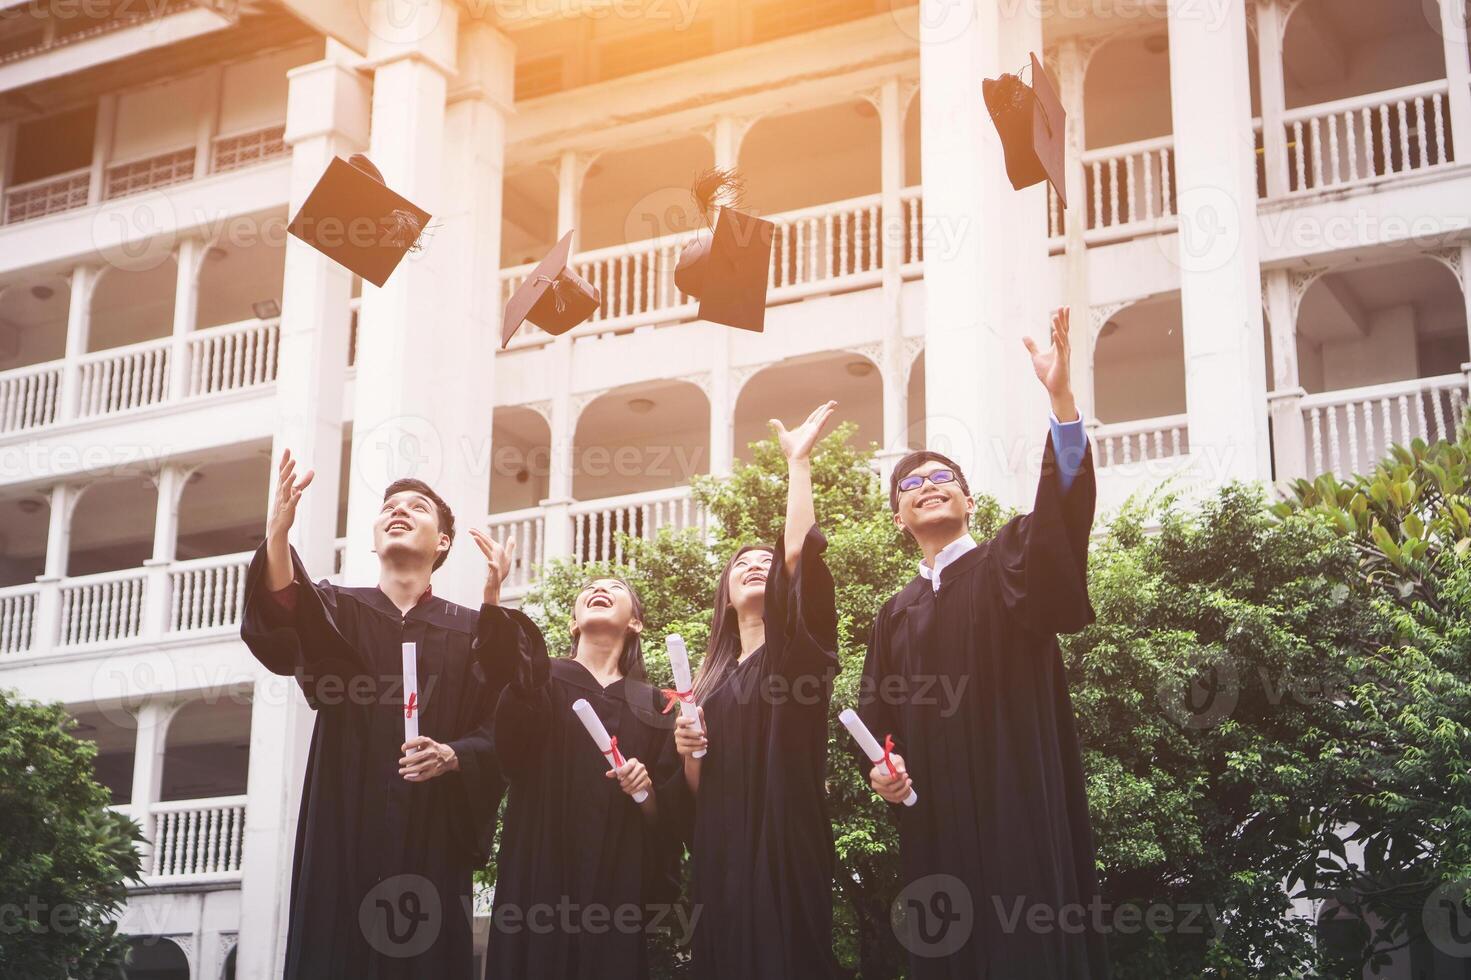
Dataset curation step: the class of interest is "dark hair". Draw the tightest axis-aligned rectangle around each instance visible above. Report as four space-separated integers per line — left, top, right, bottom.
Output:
572 577 648 682
692 544 773 702
382 478 455 570
889 450 971 512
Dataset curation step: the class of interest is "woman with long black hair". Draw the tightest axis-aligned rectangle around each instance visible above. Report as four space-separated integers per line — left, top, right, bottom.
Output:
670 399 845 980
480 575 682 980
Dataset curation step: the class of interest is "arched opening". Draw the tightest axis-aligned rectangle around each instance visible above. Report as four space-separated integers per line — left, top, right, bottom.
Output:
161 696 251 801
1083 28 1174 150
195 227 286 330
67 476 156 576
222 945 236 980
120 936 190 980
176 456 271 560
69 707 137 806
906 348 926 451
739 99 881 216
572 380 710 501
733 352 883 463
0 272 69 372
579 135 714 252
1091 295 1190 466
0 489 49 587
501 166 558 268
89 258 177 353
490 407 551 515
903 87 921 189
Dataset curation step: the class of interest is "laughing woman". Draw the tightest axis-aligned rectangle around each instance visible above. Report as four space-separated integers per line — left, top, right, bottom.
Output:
478 571 682 980
671 400 844 980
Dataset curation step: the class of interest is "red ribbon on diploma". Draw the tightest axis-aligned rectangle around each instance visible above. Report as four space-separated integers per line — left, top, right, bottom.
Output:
882 734 900 779
660 688 694 714
606 735 627 768
405 692 418 720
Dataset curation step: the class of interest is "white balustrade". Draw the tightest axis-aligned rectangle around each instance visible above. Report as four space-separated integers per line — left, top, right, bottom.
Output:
211 124 288 174
184 319 280 398
1302 374 1468 478
75 338 171 418
0 584 38 656
147 796 247 880
58 569 147 647
0 359 62 433
3 169 90 224
1091 414 1190 468
169 553 250 633
104 147 196 200
570 486 707 566
900 186 924 269
485 508 546 596
1284 81 1452 194
1049 135 1176 244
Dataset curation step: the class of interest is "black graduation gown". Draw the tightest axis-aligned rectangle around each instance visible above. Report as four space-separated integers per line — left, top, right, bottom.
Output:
481 606 683 980
857 430 1108 979
672 524 844 980
240 542 510 980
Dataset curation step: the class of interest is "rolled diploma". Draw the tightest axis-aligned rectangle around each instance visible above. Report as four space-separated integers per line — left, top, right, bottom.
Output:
839 708 917 807
572 698 649 803
665 634 705 759
402 641 419 744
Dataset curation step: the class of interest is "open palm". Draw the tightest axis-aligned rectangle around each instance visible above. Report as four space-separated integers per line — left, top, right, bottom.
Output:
772 400 838 462
1023 307 1072 398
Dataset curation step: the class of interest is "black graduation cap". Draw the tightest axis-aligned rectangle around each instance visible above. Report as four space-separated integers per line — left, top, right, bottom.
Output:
500 230 601 347
982 52 1067 208
673 169 774 333
287 154 431 288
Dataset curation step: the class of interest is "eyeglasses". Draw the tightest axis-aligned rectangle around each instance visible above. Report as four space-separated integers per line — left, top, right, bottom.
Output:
897 469 958 494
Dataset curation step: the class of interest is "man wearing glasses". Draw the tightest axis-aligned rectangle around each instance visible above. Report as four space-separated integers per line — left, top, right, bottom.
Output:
856 308 1108 978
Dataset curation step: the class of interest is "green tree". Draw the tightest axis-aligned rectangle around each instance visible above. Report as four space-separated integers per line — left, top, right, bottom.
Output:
0 692 144 980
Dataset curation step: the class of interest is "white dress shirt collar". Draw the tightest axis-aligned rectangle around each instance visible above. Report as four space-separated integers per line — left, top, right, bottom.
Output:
918 532 978 592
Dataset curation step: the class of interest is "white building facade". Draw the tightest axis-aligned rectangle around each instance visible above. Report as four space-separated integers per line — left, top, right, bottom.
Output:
0 0 1467 976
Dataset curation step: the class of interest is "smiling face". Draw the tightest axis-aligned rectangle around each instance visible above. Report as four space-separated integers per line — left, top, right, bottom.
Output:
893 459 974 540
373 490 449 569
725 547 774 615
572 578 643 641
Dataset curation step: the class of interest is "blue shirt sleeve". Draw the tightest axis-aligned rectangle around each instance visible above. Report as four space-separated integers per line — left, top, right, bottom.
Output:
1049 411 1088 495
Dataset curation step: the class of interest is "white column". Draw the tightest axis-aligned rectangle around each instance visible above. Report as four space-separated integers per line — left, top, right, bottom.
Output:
235 54 369 980
0 120 15 199
1256 0 1290 198
194 64 223 179
1263 269 1306 484
141 464 188 639
919 0 1049 508
1439 0 1471 155
1167 0 1272 486
168 236 204 401
876 78 909 483
1056 40 1095 425
707 118 742 477
129 699 175 873
58 263 98 422
88 93 116 204
540 150 584 558
342 5 463 591
31 483 75 655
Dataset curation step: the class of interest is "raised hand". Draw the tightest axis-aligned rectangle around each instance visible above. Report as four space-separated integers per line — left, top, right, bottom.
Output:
1022 307 1078 420
771 400 839 464
267 448 315 543
467 528 517 605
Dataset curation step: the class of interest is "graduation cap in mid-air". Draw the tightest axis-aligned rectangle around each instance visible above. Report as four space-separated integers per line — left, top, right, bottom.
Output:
982 52 1067 208
500 230 602 347
287 154 431 287
673 168 774 333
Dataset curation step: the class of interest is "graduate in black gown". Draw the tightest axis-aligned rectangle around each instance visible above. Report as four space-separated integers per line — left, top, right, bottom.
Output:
670 400 846 980
857 308 1108 978
482 576 683 980
241 452 517 979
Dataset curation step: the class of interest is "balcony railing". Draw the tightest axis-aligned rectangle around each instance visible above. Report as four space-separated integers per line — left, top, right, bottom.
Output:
2 169 91 224
58 567 147 648
74 336 171 418
0 584 38 655
146 795 246 881
1090 413 1190 468
485 507 545 597
570 485 708 565
0 359 62 433
104 148 196 201
169 552 249 633
1284 80 1453 194
184 318 280 398
211 125 288 175
1302 373 1468 478
1049 135 1177 244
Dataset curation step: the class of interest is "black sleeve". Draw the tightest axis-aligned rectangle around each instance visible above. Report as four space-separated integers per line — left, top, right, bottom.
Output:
854 606 905 791
483 607 553 784
444 603 517 863
990 428 1098 636
763 523 840 685
240 540 362 710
